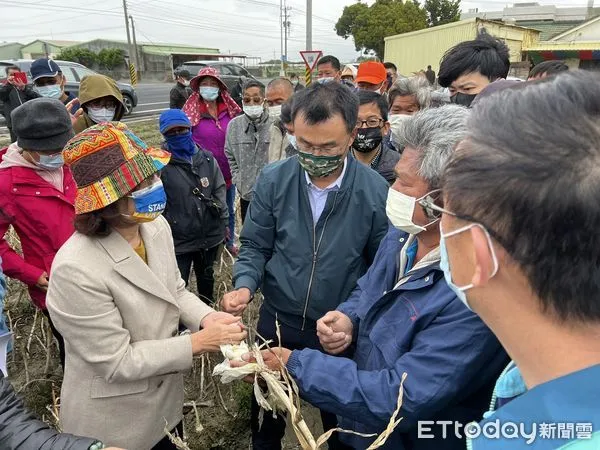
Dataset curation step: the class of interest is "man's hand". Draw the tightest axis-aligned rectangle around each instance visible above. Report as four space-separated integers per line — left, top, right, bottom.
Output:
200 311 244 329
221 288 252 316
7 75 26 90
36 272 49 292
317 311 353 355
65 98 84 126
230 347 293 383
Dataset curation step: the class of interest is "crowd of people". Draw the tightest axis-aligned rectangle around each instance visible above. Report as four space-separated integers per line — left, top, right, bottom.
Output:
0 28 599 450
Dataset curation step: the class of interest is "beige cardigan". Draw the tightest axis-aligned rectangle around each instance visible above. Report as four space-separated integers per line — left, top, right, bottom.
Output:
46 216 213 450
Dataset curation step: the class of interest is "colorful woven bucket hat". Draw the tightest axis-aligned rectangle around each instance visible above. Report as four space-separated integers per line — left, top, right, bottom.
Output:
63 122 170 214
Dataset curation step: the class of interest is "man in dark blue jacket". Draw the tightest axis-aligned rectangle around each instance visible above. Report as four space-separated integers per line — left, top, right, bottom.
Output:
222 82 389 449
235 105 508 449
442 70 600 449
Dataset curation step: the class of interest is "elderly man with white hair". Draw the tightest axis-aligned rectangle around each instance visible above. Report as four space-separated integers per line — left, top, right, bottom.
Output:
235 105 508 450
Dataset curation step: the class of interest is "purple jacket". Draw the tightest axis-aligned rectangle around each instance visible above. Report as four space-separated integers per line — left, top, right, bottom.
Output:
191 110 233 187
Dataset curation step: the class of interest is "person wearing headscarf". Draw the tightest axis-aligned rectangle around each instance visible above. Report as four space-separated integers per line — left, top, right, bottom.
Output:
159 109 228 304
46 122 246 450
183 67 242 256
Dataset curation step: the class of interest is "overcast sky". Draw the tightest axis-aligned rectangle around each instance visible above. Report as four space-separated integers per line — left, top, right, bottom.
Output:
0 0 589 62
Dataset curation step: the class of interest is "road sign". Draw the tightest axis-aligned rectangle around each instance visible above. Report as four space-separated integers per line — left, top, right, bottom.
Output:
300 50 323 70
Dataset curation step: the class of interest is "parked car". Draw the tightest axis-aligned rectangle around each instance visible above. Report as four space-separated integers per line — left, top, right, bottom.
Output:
175 60 261 93
0 59 138 115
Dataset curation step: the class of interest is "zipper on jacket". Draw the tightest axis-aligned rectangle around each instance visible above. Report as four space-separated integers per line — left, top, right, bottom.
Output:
301 191 339 331
465 362 514 450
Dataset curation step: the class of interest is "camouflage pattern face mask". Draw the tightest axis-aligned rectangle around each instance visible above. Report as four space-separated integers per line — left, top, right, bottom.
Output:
298 150 345 178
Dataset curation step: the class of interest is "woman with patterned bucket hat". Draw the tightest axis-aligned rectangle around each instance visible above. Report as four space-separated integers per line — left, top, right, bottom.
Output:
46 123 247 450
183 67 242 256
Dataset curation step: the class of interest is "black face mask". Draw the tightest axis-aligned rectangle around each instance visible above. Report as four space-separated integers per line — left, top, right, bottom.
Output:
353 127 383 153
451 92 477 108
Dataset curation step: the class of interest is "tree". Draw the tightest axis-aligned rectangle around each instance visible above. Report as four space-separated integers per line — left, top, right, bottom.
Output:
97 48 125 71
424 0 461 27
56 48 97 67
335 0 428 59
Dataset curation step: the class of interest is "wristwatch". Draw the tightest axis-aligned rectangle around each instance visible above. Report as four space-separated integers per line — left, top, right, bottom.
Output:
88 442 105 450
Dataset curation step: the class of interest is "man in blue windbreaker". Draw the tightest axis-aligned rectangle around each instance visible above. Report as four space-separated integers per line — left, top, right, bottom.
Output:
234 105 508 449
441 70 600 449
222 81 389 449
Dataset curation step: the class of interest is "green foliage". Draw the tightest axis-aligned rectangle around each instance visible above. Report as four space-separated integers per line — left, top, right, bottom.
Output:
56 48 97 67
335 0 428 59
98 48 126 70
357 55 378 62
424 0 461 27
232 382 253 420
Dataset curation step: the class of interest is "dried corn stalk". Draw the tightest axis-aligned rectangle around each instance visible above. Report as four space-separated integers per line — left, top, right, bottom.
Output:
213 340 407 449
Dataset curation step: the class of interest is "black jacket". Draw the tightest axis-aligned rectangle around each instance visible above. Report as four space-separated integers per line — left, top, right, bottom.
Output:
0 83 39 128
169 82 191 109
375 142 401 185
0 375 95 449
161 147 228 253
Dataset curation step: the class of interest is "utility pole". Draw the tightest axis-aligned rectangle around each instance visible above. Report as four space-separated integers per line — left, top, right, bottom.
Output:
279 0 285 76
129 15 141 79
122 0 137 84
306 0 312 51
283 1 290 67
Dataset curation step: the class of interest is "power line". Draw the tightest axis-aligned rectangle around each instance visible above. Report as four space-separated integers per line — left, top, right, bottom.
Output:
1 0 122 29
8 25 124 41
128 1 280 27
0 0 124 18
1 0 355 57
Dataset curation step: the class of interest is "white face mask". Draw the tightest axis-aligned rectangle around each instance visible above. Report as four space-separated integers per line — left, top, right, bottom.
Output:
389 114 412 144
389 114 412 127
243 104 264 119
87 107 116 124
317 77 335 84
386 188 438 235
268 105 282 118
181 79 190 87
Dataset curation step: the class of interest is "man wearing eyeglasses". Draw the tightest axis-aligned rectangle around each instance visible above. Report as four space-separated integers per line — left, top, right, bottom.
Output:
222 81 389 449
233 104 508 450
351 90 400 185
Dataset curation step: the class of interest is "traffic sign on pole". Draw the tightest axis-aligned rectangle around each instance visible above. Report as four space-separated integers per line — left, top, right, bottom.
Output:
300 50 323 71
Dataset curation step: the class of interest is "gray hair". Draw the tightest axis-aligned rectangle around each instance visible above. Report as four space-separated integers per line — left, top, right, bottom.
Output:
395 104 470 188
243 79 265 95
388 76 433 110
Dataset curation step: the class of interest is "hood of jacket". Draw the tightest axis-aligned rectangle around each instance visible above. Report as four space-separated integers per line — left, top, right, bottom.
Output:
0 142 38 170
78 74 125 120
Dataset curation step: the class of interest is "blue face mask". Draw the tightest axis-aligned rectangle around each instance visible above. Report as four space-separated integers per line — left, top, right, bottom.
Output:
440 223 499 311
287 134 298 150
36 153 64 170
35 85 62 99
127 179 167 223
199 86 220 102
165 131 197 161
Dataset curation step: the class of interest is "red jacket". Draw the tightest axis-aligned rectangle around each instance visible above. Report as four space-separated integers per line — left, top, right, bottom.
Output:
0 150 76 309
